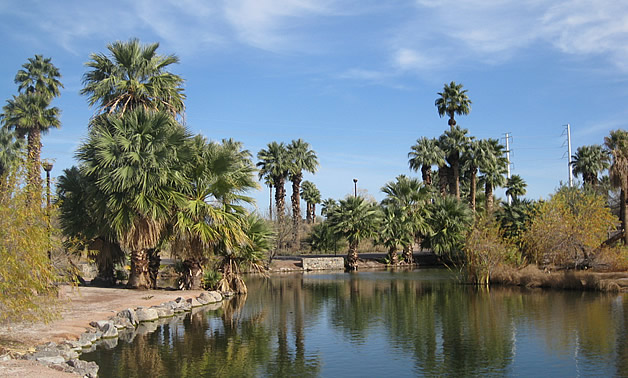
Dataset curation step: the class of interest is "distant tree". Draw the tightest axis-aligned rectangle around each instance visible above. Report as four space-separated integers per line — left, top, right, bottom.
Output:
478 138 508 213
461 139 483 211
257 142 290 222
571 145 610 188
423 196 473 261
604 130 628 244
408 137 445 187
328 196 381 270
435 81 471 129
505 175 527 201
438 126 472 200
81 38 185 118
287 139 319 246
320 198 338 218
301 180 321 224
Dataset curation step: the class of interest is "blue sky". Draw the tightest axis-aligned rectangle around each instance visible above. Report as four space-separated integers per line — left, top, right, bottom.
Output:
1 0 627 215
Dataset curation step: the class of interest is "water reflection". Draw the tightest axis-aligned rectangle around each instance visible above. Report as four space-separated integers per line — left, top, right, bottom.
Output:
82 270 627 377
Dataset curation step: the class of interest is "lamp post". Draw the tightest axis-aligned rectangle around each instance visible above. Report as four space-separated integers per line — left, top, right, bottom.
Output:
353 178 358 198
43 161 53 260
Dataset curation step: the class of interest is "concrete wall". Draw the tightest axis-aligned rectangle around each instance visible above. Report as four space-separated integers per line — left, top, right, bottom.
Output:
301 257 345 271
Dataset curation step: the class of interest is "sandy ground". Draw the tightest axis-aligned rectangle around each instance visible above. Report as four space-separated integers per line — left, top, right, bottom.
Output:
0 286 206 377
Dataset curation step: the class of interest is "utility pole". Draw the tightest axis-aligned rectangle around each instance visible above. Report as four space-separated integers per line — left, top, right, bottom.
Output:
563 124 573 187
503 133 513 205
353 178 358 198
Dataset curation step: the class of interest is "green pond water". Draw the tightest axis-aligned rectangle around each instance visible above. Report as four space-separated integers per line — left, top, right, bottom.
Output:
81 269 628 377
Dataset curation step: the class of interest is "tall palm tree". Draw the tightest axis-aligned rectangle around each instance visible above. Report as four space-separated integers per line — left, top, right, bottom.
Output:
287 139 319 247
408 137 445 187
0 127 24 178
15 55 63 101
76 108 190 289
571 144 610 188
438 126 472 200
381 175 431 264
604 129 628 244
81 38 185 119
260 172 274 220
435 81 471 129
1 93 60 188
301 180 320 224
461 139 483 211
328 196 380 270
257 142 290 221
505 174 527 201
478 138 508 213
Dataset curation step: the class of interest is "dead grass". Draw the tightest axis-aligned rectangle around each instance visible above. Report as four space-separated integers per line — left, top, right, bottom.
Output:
491 265 628 292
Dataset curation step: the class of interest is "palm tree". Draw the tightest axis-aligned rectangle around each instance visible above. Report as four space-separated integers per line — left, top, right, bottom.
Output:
571 145 610 188
423 196 473 261
15 55 63 101
0 127 24 178
261 172 274 220
257 142 290 221
438 126 472 200
1 93 61 188
461 139 483 211
381 175 431 264
604 129 628 244
408 137 445 187
76 108 190 289
301 180 321 224
478 139 508 213
81 38 185 119
328 196 380 270
435 81 471 129
505 175 527 201
287 139 319 247
377 205 411 265
321 198 337 218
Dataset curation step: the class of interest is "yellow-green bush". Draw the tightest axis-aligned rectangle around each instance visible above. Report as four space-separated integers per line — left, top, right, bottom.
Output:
0 165 60 323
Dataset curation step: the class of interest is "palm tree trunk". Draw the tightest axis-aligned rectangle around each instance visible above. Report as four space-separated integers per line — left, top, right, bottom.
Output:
269 184 273 220
275 177 286 220
305 202 312 224
388 246 398 265
346 241 359 270
439 166 448 197
452 156 460 200
621 186 627 245
27 129 42 192
179 258 203 290
147 248 160 289
127 248 152 289
402 244 413 264
469 169 477 211
421 165 432 186
486 183 494 213
312 203 316 224
291 173 302 249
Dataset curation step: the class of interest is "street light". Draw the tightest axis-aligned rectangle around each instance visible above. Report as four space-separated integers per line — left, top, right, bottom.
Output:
42 161 53 260
353 178 358 198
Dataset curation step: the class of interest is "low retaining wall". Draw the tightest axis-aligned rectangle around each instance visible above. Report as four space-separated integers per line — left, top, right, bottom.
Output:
302 257 345 271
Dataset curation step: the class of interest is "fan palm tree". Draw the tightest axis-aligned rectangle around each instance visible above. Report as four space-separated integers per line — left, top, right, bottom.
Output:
604 129 628 244
478 139 508 213
423 196 473 261
15 55 63 101
505 175 527 201
435 81 471 129
257 142 290 220
381 175 431 264
408 137 445 187
438 126 472 200
287 139 319 246
81 38 185 119
1 93 61 188
571 144 610 188
261 172 274 220
301 180 321 224
0 127 24 178
377 205 412 265
76 108 190 289
328 196 381 270
321 198 337 218
461 139 483 211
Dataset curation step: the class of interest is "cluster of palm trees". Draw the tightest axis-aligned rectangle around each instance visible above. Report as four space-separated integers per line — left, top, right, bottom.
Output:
257 139 319 248
53 39 273 291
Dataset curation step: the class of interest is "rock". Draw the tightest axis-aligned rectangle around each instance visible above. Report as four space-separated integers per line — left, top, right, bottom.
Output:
118 308 139 327
151 305 174 318
101 322 119 338
78 330 103 348
186 297 203 308
63 340 83 352
0 354 12 361
196 293 209 305
111 314 135 329
136 307 159 322
67 358 99 378
206 290 223 302
36 356 66 365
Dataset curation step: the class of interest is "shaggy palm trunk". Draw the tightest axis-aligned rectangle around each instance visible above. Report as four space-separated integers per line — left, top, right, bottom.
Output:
346 241 359 270
291 174 302 249
469 168 477 211
621 186 627 244
311 203 316 224
485 184 494 213
275 177 286 220
305 202 312 224
438 166 448 197
127 248 152 289
269 184 273 220
387 246 398 265
402 244 413 264
451 155 460 200
179 258 203 290
147 248 160 289
26 129 42 194
421 165 432 186
89 237 117 287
